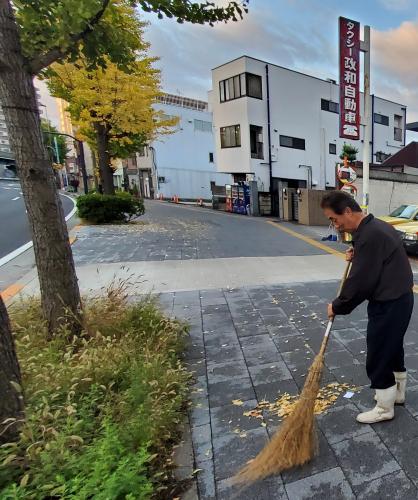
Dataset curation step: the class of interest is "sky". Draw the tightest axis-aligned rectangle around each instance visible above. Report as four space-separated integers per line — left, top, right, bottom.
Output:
140 0 418 130
39 0 418 139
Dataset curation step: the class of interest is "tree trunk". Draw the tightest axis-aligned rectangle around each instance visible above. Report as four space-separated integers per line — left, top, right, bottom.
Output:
0 1 82 335
0 296 24 444
95 122 115 195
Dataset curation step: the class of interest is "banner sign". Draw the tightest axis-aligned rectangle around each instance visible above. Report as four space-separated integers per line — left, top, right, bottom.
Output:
339 17 360 140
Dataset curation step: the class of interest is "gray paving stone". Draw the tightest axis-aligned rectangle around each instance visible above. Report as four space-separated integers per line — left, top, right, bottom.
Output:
332 431 400 488
217 475 287 499
189 397 210 427
317 403 372 444
242 343 282 367
372 405 418 448
203 330 239 348
201 304 230 315
332 327 365 343
235 322 270 337
282 430 338 484
208 377 255 408
211 399 261 437
356 470 418 499
254 378 300 406
205 342 244 364
212 427 269 480
387 436 418 485
405 385 418 417
285 467 355 499
248 360 292 385
331 364 370 387
196 460 216 500
324 348 357 370
191 424 213 465
202 312 234 331
207 359 249 383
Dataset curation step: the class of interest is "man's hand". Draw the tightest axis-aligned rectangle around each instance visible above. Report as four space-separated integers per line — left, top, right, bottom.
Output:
346 247 354 262
327 303 335 319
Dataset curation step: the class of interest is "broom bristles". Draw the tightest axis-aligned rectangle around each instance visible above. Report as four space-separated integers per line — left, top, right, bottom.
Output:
233 350 325 485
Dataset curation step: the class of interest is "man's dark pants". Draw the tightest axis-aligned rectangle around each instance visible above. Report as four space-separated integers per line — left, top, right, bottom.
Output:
366 290 414 389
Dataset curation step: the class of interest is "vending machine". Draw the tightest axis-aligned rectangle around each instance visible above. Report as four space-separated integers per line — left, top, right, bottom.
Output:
232 183 251 215
225 185 233 212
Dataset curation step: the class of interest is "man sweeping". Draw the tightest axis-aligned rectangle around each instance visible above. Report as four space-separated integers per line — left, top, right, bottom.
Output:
321 191 414 424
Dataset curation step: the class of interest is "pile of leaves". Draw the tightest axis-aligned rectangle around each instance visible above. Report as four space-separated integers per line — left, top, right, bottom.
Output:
76 192 145 223
0 285 190 499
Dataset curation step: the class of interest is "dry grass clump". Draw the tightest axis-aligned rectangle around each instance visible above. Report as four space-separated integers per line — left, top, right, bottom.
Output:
1 281 190 499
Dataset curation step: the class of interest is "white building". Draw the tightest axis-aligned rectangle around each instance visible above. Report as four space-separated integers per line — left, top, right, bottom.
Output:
130 93 230 200
210 55 407 213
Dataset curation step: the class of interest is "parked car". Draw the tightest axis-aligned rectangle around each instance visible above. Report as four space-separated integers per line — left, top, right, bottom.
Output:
395 221 418 255
379 204 418 225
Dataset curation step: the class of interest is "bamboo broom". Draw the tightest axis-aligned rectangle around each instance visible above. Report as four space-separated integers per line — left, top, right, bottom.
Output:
234 261 352 485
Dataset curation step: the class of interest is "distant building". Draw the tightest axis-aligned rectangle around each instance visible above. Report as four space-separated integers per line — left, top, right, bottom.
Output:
210 55 407 215
126 93 230 200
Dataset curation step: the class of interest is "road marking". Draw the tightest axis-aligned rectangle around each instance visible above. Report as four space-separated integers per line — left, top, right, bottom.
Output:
0 284 23 301
0 193 77 268
266 220 345 259
12 196 20 201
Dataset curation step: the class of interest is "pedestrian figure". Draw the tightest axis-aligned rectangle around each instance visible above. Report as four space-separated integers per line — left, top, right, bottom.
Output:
321 191 413 424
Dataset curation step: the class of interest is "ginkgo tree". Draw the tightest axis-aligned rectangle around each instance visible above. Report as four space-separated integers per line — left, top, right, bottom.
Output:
47 57 177 195
0 0 247 443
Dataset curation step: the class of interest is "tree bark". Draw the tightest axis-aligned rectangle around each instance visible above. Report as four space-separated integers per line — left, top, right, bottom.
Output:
0 1 82 335
95 122 115 195
0 296 24 444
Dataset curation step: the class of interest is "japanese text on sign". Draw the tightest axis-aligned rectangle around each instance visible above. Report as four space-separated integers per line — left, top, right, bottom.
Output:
339 17 360 140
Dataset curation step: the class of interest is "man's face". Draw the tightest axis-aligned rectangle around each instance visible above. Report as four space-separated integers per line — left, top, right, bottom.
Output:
323 207 356 233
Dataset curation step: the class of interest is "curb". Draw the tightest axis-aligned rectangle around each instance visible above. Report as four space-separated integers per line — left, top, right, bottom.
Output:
0 193 77 268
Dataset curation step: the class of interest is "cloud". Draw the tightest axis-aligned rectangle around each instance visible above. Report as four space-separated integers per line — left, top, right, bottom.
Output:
142 2 337 101
372 21 418 121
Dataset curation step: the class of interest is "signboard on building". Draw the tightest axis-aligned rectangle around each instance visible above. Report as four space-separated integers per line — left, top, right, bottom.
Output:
339 17 360 140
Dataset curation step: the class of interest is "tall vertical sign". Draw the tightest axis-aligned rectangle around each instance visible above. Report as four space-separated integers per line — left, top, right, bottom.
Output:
339 17 360 140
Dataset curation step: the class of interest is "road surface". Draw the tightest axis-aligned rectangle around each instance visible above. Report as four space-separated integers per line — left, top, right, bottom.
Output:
0 180 74 260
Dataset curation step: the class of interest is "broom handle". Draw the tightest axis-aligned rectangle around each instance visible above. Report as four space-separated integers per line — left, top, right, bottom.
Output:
319 260 352 355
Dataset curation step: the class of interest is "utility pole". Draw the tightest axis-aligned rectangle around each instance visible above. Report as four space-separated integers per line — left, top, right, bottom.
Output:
360 26 371 214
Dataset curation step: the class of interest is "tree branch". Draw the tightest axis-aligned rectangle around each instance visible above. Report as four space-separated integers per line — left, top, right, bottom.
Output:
28 0 111 75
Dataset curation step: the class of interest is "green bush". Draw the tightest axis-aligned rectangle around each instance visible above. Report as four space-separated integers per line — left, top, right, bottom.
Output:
0 286 190 499
76 192 145 223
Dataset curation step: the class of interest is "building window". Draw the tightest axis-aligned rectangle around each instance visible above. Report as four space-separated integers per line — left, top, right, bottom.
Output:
280 135 305 150
375 151 391 163
220 125 241 148
246 73 262 99
194 119 212 133
329 143 337 155
394 128 403 141
138 146 146 157
374 113 389 126
219 72 262 102
321 99 339 114
394 114 403 142
250 125 264 159
209 152 214 163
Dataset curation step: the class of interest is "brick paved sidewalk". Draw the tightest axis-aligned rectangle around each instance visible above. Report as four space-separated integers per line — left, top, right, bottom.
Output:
158 282 418 500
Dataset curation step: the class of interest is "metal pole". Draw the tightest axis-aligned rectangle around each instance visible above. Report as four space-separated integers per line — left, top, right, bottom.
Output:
265 64 273 215
361 26 371 214
77 140 89 194
53 136 60 163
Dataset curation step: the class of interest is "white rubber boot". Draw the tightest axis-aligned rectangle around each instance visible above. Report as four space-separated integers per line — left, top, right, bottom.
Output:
374 371 407 405
357 385 397 424
394 371 407 404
